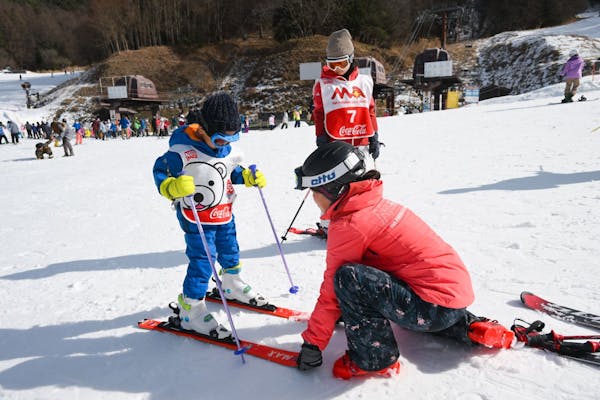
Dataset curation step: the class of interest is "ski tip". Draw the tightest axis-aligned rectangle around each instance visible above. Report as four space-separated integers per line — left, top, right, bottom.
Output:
520 291 533 303
138 319 161 329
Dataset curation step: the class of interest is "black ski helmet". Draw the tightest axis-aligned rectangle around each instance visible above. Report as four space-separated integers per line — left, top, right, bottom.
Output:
295 141 366 201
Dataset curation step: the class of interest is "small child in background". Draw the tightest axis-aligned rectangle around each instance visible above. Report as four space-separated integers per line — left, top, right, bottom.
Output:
35 140 54 159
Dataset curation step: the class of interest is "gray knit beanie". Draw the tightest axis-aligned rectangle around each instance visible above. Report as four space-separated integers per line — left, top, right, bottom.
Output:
326 29 354 59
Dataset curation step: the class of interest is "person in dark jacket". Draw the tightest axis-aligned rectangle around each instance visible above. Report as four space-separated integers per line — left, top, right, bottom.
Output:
41 121 52 140
0 122 8 144
25 121 33 138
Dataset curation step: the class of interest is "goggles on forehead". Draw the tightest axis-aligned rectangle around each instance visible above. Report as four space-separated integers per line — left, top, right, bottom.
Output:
326 54 353 71
294 151 361 190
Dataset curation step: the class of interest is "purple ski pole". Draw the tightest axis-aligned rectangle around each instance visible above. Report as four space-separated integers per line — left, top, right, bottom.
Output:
187 194 248 363
249 165 299 294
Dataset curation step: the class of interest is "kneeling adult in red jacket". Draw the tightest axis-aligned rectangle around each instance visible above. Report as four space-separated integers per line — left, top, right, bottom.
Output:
294 141 513 379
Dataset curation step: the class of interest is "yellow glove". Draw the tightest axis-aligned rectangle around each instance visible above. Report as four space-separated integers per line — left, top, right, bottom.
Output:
242 168 267 188
159 175 195 200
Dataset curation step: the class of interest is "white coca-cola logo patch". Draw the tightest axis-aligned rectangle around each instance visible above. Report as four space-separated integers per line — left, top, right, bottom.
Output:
338 124 367 136
209 205 232 219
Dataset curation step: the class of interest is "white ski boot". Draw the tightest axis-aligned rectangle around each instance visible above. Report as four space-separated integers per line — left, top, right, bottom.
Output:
221 273 269 307
177 294 231 340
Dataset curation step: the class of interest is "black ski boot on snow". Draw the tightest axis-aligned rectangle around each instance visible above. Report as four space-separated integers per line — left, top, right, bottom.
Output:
561 92 574 103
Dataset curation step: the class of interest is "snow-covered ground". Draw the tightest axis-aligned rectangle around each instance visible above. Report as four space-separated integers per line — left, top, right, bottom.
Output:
1 18 600 400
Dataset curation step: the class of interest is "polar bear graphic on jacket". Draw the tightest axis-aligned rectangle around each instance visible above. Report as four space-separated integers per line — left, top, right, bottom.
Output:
180 161 235 224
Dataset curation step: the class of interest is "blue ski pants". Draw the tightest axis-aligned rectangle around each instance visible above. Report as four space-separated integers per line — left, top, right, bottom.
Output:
176 209 240 299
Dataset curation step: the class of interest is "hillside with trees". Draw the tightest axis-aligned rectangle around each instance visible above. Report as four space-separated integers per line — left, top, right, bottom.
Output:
3 0 598 122
0 0 593 71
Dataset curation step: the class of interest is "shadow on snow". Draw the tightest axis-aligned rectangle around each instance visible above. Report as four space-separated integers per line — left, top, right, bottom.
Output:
1 239 323 281
439 169 600 194
0 250 188 280
0 309 491 399
0 309 347 400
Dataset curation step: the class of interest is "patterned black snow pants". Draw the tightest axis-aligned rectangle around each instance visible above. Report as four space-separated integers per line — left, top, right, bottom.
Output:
334 263 478 371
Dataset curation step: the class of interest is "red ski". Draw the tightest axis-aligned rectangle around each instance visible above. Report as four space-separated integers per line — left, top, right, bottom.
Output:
288 226 327 239
205 288 310 321
138 319 299 367
520 291 600 330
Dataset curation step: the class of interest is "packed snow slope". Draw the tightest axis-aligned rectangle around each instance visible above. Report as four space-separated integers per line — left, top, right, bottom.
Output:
1 73 600 399
2 15 600 400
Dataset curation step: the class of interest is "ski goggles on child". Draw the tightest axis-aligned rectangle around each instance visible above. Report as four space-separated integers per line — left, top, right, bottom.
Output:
197 113 241 147
210 130 240 148
326 55 353 71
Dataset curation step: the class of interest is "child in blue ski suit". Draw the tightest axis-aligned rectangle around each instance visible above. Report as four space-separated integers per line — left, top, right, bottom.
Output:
153 92 269 339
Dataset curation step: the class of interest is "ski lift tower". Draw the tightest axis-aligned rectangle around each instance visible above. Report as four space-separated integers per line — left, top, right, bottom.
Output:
400 5 465 111
21 81 32 109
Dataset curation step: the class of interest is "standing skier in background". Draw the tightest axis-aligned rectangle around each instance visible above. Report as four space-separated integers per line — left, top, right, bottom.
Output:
7 120 20 144
560 48 584 103
281 110 289 129
0 122 8 144
292 108 301 127
312 29 381 170
307 28 383 238
268 114 276 130
153 92 270 339
294 141 514 379
61 118 75 157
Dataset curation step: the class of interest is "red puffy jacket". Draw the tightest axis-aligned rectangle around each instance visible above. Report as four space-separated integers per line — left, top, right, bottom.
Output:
301 179 475 350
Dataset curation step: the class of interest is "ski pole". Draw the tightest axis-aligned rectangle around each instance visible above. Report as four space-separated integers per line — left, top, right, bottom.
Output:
559 334 600 340
186 194 248 363
249 165 299 294
281 189 310 242
512 319 600 354
526 332 600 354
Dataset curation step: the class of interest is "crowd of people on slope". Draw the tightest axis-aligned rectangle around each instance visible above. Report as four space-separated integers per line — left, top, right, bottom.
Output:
77 114 176 140
267 107 305 130
0 107 311 164
0 113 187 160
